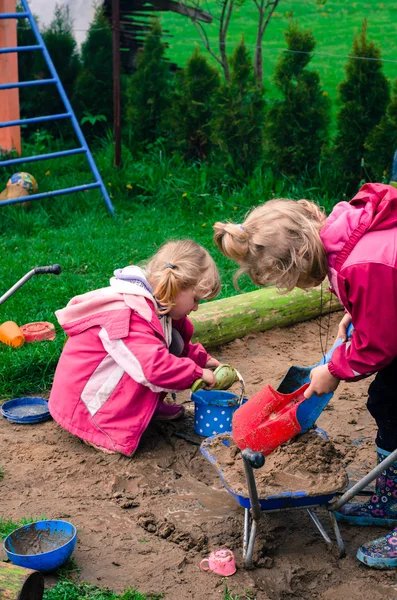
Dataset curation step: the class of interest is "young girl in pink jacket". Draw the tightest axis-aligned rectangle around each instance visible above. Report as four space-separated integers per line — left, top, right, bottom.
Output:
214 183 397 569
49 240 220 458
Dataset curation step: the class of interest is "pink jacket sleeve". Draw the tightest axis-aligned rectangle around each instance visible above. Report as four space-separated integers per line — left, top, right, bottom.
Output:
102 312 204 392
328 262 397 381
173 317 211 368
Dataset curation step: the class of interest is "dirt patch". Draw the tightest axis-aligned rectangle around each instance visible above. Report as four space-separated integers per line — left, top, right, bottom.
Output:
1 312 397 600
204 431 348 497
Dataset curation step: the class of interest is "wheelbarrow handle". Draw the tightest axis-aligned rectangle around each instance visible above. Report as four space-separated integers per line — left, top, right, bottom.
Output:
34 264 62 275
317 322 354 366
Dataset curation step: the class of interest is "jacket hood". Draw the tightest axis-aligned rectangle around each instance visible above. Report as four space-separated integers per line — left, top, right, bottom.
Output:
56 268 159 339
320 183 397 272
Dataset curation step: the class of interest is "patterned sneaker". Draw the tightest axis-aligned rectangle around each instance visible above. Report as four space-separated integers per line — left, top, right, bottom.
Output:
153 401 185 421
357 527 397 568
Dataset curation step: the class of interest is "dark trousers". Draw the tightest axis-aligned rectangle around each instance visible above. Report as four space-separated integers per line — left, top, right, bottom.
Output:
367 357 397 452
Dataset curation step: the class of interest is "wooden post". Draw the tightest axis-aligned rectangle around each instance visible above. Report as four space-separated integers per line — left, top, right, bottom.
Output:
191 282 342 348
0 0 21 155
0 561 44 600
112 0 121 167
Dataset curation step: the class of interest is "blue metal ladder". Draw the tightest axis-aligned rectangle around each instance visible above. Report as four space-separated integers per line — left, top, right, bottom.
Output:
0 0 115 213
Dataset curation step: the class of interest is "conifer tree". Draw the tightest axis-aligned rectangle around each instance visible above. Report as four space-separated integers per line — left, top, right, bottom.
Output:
73 7 113 141
266 21 330 176
172 47 220 161
365 79 397 181
126 19 172 150
212 38 265 177
333 20 390 186
18 5 81 133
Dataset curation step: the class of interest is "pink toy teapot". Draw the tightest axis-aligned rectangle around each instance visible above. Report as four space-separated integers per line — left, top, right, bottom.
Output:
200 549 236 576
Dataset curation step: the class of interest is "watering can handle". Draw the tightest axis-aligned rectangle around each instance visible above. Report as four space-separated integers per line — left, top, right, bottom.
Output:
317 322 354 367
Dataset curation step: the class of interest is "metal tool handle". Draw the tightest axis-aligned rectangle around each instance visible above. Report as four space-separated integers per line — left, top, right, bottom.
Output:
0 264 62 306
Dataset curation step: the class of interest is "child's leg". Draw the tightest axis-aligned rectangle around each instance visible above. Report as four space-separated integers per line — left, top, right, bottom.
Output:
343 358 397 567
367 357 397 452
153 391 185 421
336 358 397 528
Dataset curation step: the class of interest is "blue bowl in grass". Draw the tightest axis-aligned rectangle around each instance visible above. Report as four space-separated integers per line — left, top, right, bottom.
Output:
4 520 77 572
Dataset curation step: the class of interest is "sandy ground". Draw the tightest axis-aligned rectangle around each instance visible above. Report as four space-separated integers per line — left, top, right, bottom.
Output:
2 312 397 600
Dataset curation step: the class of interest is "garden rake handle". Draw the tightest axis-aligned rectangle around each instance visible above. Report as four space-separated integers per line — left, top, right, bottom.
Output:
0 264 62 306
34 264 62 275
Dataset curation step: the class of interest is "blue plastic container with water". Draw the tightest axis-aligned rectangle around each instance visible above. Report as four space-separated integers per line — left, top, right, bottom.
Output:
192 389 247 437
4 520 77 572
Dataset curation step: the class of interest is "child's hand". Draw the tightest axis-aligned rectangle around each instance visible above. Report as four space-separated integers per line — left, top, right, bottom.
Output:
336 313 352 342
205 357 220 369
304 364 340 399
201 368 217 388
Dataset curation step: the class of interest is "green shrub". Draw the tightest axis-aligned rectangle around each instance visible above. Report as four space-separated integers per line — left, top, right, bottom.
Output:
365 78 397 181
126 19 172 152
72 7 114 142
265 21 330 177
19 5 81 139
212 38 265 177
333 19 390 187
172 47 220 161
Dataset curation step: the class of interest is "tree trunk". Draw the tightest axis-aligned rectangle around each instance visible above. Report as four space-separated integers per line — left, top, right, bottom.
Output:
191 283 342 348
0 562 44 600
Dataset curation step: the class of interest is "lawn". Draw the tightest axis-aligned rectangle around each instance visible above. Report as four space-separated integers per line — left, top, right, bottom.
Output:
0 136 344 399
160 0 397 119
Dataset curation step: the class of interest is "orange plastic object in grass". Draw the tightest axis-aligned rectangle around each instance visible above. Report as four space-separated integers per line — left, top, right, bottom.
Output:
20 322 56 342
0 321 25 348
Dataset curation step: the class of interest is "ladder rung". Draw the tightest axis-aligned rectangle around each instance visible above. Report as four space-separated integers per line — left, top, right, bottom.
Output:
0 183 101 207
0 113 71 128
0 79 56 90
0 147 86 167
0 45 41 54
0 12 29 19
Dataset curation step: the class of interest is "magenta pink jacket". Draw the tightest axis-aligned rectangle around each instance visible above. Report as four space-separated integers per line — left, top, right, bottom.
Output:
320 183 397 381
49 283 209 455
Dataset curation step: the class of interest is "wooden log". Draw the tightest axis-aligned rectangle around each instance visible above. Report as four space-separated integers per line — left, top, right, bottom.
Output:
191 282 342 348
0 562 44 600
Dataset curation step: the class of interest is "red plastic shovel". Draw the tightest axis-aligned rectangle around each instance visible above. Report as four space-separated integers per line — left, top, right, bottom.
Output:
232 324 353 455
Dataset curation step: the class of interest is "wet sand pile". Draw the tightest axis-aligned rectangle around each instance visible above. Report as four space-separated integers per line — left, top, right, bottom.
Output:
206 430 348 497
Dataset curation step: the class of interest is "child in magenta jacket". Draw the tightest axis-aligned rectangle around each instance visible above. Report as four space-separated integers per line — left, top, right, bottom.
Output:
214 183 397 568
49 240 220 457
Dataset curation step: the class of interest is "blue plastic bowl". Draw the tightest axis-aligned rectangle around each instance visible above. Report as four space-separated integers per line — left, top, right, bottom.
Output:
4 520 77 572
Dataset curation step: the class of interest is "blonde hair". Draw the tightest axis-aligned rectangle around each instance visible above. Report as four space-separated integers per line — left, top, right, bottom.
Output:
213 199 328 292
146 239 221 313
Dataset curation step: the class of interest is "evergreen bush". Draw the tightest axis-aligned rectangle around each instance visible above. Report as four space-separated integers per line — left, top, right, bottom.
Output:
212 38 265 177
365 78 397 181
265 21 330 177
18 5 81 137
172 47 220 161
333 20 390 187
72 7 114 142
126 19 172 151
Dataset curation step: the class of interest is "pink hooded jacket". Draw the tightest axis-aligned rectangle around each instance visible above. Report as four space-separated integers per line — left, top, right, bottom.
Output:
320 183 397 381
48 272 210 455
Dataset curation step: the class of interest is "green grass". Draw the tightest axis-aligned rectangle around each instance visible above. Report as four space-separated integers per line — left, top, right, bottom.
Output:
160 0 397 121
0 137 346 399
